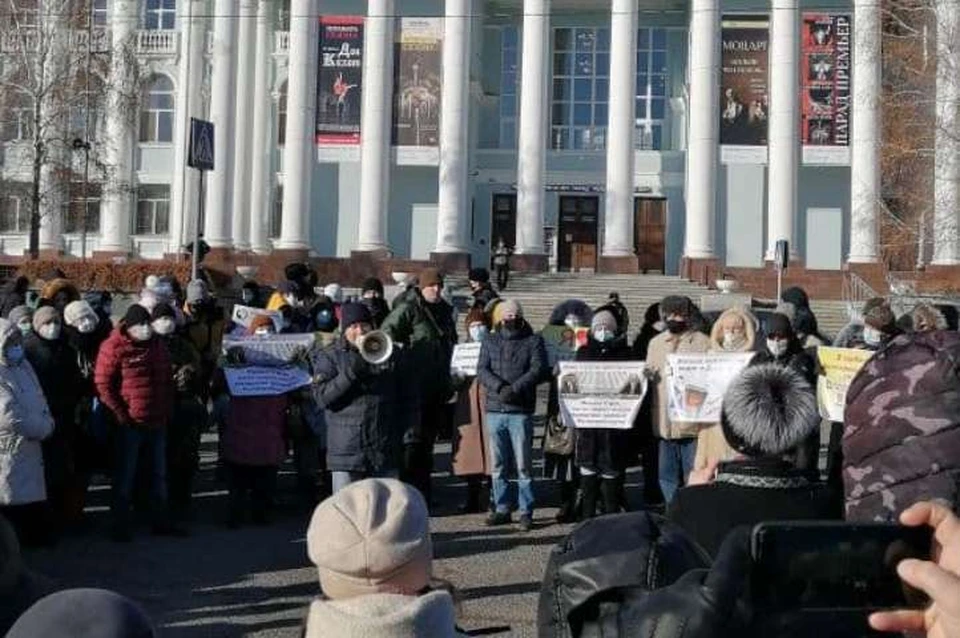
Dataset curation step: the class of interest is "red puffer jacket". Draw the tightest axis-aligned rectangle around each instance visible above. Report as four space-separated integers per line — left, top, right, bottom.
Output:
94 327 174 428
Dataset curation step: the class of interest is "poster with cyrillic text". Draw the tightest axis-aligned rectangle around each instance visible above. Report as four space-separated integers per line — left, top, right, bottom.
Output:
801 13 851 165
666 352 755 422
224 366 313 397
557 361 647 430
816 346 873 421
450 342 482 376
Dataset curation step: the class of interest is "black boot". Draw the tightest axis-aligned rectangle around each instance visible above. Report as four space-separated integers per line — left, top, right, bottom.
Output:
600 479 620 517
579 475 600 520
555 481 577 523
458 477 482 514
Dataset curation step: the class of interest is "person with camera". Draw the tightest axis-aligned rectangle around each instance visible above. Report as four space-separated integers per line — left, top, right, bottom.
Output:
312 303 406 494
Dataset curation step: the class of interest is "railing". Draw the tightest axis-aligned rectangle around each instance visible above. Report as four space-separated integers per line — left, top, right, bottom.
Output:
136 29 179 55
842 271 880 320
274 30 289 53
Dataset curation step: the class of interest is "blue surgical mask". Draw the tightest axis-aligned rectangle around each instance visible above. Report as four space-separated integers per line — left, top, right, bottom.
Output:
593 327 614 343
863 326 882 347
469 325 488 342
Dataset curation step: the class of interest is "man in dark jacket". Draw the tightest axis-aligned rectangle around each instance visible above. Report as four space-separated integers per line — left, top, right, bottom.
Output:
468 268 499 310
312 303 406 494
359 277 390 328
477 299 546 531
668 363 841 557
381 267 457 504
0 277 28 318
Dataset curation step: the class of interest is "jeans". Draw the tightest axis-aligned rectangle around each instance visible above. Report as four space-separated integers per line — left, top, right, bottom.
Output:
487 412 534 515
112 427 168 526
331 469 399 494
658 438 698 504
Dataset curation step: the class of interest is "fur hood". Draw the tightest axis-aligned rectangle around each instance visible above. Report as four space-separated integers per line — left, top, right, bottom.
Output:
304 591 465 638
721 363 819 457
709 307 757 352
548 299 593 327
909 303 947 333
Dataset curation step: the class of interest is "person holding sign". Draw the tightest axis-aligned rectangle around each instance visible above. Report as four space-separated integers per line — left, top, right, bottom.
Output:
451 308 492 514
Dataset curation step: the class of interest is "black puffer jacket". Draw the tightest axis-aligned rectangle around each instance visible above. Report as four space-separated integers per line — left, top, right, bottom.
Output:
312 337 409 473
24 333 84 426
477 320 546 414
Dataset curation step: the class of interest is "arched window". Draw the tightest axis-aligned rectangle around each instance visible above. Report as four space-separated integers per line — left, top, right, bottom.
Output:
277 81 287 145
140 75 174 143
143 0 176 30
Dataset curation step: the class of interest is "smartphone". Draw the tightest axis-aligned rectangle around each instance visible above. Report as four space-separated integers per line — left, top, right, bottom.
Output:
751 521 932 612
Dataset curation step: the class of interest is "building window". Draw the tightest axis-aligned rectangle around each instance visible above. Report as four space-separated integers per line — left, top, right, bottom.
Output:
277 81 287 145
0 187 29 233
499 26 519 149
140 75 175 143
270 186 283 238
143 0 176 30
6 0 38 27
277 0 290 31
550 27 610 151
69 75 103 141
135 185 170 235
635 28 669 150
2 91 34 142
64 183 101 234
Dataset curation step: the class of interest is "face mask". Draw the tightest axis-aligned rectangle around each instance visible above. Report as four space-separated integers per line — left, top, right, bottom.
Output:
564 316 580 329
77 317 98 334
254 327 272 336
501 318 520 333
5 345 23 364
39 322 61 341
863 326 882 347
469 325 488 343
17 322 31 336
284 294 301 308
767 339 789 357
593 327 614 343
666 320 687 334
128 325 152 342
152 317 176 336
723 331 745 350
140 296 158 312
653 320 666 332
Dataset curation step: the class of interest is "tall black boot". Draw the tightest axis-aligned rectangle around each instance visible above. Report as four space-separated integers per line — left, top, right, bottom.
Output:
555 480 577 523
579 475 600 521
458 476 482 514
600 479 620 518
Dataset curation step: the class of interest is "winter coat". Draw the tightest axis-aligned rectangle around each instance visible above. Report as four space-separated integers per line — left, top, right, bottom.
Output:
574 337 639 474
184 306 226 395
64 322 111 389
477 321 547 414
667 458 842 557
381 292 458 405
223 394 288 467
160 334 203 398
24 333 84 428
0 277 27 319
843 331 960 521
646 329 712 439
94 328 174 428
471 284 499 310
312 337 407 473
0 321 55 505
304 591 466 638
452 379 489 476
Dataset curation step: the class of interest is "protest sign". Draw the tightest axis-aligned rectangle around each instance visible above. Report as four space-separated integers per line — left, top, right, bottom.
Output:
666 352 755 422
221 333 316 367
540 325 589 367
816 346 873 421
557 361 647 430
450 342 482 376
230 304 283 333
224 366 313 397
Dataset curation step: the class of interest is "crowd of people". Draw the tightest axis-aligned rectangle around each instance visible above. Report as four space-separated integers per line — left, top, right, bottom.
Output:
2 261 960 636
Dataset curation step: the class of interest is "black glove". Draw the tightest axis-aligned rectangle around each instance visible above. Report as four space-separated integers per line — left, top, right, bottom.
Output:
498 384 516 404
346 351 371 381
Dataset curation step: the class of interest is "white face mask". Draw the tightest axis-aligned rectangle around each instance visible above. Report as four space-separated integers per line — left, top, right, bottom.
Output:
863 326 882 347
468 324 488 343
767 338 789 357
564 316 580 329
152 317 176 336
4 345 23 364
39 322 61 341
723 331 745 350
17 322 31 336
653 321 667 332
284 294 301 308
593 327 615 343
128 325 153 342
77 316 98 334
254 327 272 336
140 296 158 312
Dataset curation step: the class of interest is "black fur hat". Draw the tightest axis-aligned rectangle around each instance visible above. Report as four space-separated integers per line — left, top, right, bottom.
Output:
720 364 819 457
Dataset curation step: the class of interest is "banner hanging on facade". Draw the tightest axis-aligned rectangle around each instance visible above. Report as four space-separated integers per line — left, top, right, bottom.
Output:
392 17 442 164
316 16 363 151
557 361 648 430
801 13 852 165
720 16 770 164
666 352 755 422
816 346 873 421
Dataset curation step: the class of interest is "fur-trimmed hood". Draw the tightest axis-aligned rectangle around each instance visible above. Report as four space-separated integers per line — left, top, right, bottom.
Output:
909 303 947 333
709 307 757 352
721 363 819 457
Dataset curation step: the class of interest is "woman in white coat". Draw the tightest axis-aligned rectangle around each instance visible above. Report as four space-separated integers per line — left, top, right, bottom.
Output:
0 318 55 546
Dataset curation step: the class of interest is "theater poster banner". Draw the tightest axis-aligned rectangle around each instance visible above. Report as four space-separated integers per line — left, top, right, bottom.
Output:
392 17 442 165
720 16 770 164
316 16 363 162
801 13 852 165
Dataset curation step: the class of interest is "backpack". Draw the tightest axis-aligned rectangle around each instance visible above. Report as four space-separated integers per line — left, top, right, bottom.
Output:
843 330 960 521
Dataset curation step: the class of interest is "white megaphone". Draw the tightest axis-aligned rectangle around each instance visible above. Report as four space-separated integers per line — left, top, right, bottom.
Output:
357 330 394 366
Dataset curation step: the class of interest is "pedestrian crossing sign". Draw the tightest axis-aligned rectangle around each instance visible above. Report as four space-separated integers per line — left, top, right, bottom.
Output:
188 118 214 171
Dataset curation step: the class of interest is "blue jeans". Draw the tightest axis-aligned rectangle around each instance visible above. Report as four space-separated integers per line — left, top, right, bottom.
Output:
112 427 168 523
331 469 399 494
487 412 535 516
658 438 698 504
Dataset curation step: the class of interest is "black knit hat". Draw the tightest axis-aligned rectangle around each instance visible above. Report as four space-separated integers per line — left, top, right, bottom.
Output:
660 296 693 320
361 277 384 296
468 268 490 284
341 302 372 328
122 304 151 327
151 304 176 321
765 312 794 338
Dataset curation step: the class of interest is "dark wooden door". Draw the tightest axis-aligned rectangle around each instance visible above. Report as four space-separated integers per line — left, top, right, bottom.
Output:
558 196 599 272
491 194 517 256
635 198 667 273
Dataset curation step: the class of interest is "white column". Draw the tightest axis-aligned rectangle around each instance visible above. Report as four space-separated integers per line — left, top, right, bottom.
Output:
203 0 238 248
278 0 319 250
434 0 472 254
231 0 256 251
602 0 638 258
248 0 273 253
766 0 800 260
169 0 206 255
684 0 719 259
99 0 138 253
515 0 550 255
356 0 395 252
849 0 880 263
933 0 960 264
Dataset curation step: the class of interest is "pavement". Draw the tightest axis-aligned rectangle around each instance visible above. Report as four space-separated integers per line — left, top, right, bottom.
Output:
21 433 581 637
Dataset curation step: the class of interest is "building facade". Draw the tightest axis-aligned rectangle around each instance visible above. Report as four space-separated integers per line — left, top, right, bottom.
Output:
1 0 957 279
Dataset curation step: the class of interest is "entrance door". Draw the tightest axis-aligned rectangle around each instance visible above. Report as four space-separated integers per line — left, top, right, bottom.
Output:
635 198 667 273
558 196 599 272
491 194 517 253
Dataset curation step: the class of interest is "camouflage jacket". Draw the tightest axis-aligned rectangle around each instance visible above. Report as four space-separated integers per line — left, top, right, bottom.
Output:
843 330 960 521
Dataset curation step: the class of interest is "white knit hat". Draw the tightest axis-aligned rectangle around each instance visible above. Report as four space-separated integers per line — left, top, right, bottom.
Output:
63 300 97 328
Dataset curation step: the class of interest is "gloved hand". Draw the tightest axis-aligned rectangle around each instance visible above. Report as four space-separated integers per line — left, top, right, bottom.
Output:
498 384 516 404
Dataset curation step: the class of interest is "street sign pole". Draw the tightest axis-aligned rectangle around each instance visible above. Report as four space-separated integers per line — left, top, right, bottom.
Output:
193 170 204 281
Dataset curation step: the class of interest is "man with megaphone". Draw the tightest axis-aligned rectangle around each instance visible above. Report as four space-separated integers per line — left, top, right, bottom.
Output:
311 303 408 494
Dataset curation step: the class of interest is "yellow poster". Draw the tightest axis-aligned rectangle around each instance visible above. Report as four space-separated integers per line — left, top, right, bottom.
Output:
817 346 873 421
